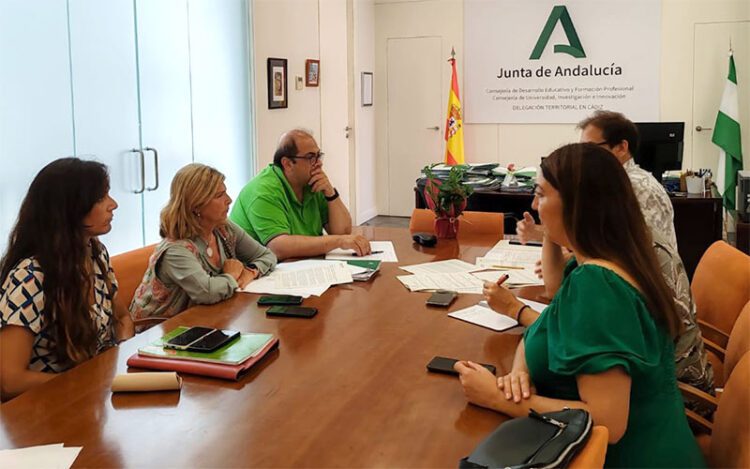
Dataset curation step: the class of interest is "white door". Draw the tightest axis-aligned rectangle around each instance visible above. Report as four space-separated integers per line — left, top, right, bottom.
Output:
320 0 354 210
188 0 253 201
0 0 74 253
386 36 442 216
136 0 194 245
692 22 750 177
69 0 144 255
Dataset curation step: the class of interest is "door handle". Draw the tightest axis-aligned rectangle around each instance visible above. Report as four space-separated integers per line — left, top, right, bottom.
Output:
144 147 159 191
695 126 713 132
130 149 145 194
427 126 439 131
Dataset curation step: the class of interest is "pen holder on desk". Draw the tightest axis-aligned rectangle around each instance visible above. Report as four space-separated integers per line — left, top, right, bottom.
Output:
686 175 704 195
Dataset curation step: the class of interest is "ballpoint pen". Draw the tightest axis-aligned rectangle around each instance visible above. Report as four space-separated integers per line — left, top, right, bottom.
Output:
496 273 510 286
491 264 524 270
353 250 383 256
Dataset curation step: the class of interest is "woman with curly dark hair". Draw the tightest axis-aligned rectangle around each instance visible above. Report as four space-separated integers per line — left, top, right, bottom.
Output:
0 158 134 400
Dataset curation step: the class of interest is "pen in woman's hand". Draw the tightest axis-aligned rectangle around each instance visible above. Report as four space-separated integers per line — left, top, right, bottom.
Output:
496 273 510 286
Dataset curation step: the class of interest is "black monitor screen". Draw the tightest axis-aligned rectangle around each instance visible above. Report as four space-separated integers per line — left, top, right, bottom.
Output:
633 122 684 182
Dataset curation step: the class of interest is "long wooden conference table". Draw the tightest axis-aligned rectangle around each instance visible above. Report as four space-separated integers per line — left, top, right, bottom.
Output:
0 227 540 467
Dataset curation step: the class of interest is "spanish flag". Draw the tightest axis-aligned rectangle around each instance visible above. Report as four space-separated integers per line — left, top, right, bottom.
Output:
444 49 465 165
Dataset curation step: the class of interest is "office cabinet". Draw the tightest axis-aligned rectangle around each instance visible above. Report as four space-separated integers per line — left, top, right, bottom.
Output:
0 0 252 255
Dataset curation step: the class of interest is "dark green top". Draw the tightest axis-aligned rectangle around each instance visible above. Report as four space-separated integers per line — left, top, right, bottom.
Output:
523 261 705 468
230 164 329 244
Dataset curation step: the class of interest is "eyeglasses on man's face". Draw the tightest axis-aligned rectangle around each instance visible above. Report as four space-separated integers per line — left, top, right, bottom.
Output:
287 151 324 163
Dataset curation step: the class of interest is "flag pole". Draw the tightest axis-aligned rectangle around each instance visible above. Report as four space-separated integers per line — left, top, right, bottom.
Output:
443 46 465 165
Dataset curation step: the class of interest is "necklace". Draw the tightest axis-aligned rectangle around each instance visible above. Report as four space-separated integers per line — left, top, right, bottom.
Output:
203 233 214 258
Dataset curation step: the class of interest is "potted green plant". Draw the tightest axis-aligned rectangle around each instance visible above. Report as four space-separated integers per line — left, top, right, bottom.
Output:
422 164 473 238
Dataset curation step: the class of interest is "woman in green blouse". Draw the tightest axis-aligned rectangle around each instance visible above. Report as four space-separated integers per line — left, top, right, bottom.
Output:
455 143 705 468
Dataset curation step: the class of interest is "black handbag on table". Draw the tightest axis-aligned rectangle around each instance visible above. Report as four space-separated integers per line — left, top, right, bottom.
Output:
459 408 593 469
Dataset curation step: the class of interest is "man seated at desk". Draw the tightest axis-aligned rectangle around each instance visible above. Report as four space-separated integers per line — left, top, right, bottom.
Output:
520 110 677 251
230 129 370 260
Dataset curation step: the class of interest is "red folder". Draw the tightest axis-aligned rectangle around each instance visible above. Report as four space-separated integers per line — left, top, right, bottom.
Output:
126 338 279 381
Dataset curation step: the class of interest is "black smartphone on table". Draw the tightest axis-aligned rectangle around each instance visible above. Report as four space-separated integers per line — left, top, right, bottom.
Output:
258 295 304 306
426 356 496 376
426 290 457 307
266 305 318 318
164 327 240 353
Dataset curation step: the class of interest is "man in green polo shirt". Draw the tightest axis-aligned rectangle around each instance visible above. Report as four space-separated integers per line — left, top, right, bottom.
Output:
230 129 370 260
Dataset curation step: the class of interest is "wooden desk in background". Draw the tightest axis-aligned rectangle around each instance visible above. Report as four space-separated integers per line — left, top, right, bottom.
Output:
0 227 539 467
416 187 722 279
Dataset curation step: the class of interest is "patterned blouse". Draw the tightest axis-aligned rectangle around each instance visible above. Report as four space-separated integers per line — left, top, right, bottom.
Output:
623 158 678 251
0 243 118 373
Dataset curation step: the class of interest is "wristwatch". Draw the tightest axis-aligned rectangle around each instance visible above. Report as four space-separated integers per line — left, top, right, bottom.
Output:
325 188 340 202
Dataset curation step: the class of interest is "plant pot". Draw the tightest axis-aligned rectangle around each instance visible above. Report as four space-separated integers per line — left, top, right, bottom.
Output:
435 216 459 239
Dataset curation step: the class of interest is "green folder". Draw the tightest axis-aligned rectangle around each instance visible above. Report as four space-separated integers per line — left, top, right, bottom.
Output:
346 259 381 281
346 259 381 270
138 326 275 365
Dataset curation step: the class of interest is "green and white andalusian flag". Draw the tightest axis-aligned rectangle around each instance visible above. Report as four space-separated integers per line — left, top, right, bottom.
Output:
712 50 743 211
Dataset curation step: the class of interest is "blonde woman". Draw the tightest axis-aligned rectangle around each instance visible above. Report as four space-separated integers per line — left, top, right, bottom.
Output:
130 164 276 325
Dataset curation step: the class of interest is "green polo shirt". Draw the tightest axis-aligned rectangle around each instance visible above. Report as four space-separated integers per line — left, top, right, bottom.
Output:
230 164 329 245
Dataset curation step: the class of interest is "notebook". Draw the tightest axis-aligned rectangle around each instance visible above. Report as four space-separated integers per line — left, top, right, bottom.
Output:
137 326 276 365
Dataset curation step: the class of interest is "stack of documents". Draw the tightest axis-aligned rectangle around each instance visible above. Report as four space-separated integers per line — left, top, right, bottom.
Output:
242 260 353 298
400 259 478 275
0 444 82 468
326 241 398 262
397 272 484 294
398 259 484 294
473 240 544 287
422 162 499 178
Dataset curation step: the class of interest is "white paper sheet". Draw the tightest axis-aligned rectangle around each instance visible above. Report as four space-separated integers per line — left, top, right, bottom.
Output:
396 272 484 294
274 262 352 288
399 259 480 275
449 297 550 332
325 241 398 262
448 304 519 332
0 444 83 469
240 260 349 297
471 269 543 286
480 240 542 269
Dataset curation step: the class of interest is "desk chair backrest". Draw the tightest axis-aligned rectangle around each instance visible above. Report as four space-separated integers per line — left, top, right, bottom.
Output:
691 241 750 336
409 209 504 238
724 301 750 384
709 351 750 468
111 244 156 313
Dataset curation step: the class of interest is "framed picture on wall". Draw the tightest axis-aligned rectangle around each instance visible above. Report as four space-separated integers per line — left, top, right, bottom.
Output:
305 59 320 87
267 58 288 109
361 72 373 107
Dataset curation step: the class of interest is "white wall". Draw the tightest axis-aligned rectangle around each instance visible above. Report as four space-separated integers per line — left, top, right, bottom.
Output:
353 0 378 224
375 0 750 214
252 0 378 224
252 0 322 169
